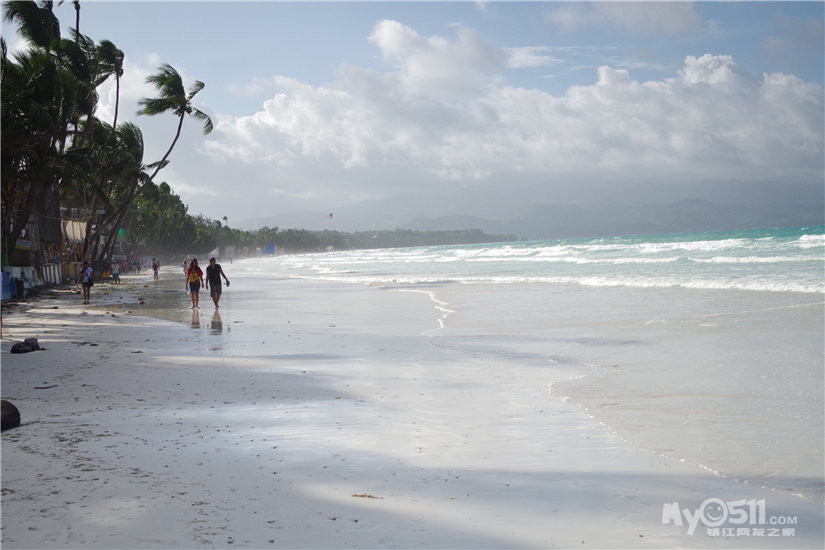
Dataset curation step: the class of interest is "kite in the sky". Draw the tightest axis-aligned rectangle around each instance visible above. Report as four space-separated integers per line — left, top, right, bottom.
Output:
328 213 334 219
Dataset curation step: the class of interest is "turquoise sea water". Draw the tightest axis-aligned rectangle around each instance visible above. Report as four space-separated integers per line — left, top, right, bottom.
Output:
245 226 825 294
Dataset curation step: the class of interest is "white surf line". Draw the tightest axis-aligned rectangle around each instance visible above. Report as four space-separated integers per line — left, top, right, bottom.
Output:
395 288 455 336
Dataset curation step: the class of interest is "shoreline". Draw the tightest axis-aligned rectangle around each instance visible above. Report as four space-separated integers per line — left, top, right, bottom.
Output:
2 274 823 548
425 282 825 506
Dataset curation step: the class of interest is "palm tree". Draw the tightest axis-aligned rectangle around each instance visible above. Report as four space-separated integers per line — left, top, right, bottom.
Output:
137 63 213 180
2 0 61 52
1 39 79 256
89 39 124 228
91 121 152 263
56 31 123 149
72 0 79 34
97 40 124 130
52 31 126 260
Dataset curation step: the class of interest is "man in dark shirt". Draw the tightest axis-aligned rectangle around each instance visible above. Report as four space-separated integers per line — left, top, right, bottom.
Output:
205 257 230 308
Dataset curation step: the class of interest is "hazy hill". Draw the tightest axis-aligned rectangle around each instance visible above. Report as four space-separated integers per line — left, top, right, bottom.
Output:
238 180 823 240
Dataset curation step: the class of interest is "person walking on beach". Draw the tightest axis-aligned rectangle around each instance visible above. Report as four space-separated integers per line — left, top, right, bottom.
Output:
186 259 204 309
80 261 94 304
111 261 120 284
152 258 160 280
205 257 230 308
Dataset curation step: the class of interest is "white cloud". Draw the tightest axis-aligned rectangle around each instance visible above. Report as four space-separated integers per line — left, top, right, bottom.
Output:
367 19 504 101
93 55 157 128
4 34 31 57
227 76 282 98
505 47 562 69
164 175 219 199
191 21 822 221
679 53 741 85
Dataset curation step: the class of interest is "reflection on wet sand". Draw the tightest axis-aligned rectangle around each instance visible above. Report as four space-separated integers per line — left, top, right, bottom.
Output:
210 310 222 334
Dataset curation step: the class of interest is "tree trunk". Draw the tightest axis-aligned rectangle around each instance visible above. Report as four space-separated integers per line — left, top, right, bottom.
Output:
99 204 131 265
3 184 39 258
149 111 185 181
80 193 100 260
112 75 120 130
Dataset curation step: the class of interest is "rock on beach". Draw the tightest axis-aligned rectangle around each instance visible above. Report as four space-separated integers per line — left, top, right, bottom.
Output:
10 337 40 354
1 400 21 431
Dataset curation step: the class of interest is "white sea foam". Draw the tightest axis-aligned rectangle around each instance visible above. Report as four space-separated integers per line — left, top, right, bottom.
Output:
797 234 825 248
635 238 752 254
692 255 810 264
238 226 825 295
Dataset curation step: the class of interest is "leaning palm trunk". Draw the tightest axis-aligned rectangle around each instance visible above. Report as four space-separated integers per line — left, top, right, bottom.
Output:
148 112 185 182
138 63 213 180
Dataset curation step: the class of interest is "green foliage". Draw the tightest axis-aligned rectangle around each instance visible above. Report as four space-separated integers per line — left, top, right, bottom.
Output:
1 2 80 255
216 226 515 256
2 1 60 50
1 0 211 267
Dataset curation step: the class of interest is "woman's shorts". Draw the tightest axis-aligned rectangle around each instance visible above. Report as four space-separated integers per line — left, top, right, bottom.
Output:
189 282 201 293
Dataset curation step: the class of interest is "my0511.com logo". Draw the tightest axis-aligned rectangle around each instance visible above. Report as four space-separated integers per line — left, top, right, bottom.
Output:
662 498 798 537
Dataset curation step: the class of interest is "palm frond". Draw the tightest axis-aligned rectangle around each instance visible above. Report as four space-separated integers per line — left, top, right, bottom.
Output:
190 107 213 135
186 80 205 101
146 159 170 172
136 97 178 116
3 1 60 50
145 63 185 98
97 40 124 76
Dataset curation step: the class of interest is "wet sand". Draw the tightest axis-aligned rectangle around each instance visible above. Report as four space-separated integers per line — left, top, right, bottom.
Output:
2 272 823 548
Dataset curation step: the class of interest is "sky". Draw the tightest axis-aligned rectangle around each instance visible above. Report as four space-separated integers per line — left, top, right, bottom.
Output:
3 1 824 233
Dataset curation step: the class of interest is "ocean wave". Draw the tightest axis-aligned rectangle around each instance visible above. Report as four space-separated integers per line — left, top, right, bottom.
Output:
289 273 824 294
465 256 683 264
408 237 774 260
575 276 824 294
634 238 753 254
691 255 812 264
242 227 824 295
797 234 825 249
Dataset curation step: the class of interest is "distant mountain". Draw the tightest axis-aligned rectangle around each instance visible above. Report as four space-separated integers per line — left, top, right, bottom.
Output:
237 181 824 240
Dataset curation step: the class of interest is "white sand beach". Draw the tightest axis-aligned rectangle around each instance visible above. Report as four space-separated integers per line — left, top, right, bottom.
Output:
2 273 823 549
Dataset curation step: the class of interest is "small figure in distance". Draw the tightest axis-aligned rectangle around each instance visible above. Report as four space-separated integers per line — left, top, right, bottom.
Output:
186 258 204 309
205 257 230 308
80 261 94 304
152 258 160 280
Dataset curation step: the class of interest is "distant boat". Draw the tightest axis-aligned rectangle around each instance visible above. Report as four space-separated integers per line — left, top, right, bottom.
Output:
264 242 275 255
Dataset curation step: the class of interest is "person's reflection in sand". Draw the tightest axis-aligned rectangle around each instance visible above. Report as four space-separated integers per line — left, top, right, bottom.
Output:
210 310 223 334
190 309 200 329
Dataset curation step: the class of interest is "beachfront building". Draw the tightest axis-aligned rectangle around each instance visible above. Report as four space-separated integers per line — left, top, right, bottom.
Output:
60 218 89 285
1 183 63 299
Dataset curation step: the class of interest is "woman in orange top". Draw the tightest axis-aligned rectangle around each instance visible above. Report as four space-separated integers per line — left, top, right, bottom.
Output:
186 258 204 309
